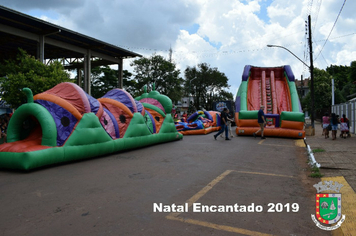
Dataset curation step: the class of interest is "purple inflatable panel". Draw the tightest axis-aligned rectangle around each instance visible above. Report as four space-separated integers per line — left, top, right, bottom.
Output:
135 100 144 114
187 112 198 123
35 100 78 146
86 94 101 115
103 89 137 114
242 65 251 81
284 65 295 81
203 111 213 121
235 96 241 113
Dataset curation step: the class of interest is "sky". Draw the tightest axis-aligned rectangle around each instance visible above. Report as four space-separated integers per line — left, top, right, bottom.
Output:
1 0 355 96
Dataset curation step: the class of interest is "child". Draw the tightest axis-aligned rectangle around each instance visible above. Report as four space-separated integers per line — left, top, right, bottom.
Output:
340 114 349 139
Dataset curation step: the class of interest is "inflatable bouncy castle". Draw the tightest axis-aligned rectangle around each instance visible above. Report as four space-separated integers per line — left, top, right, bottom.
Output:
176 110 221 135
235 65 305 138
0 82 182 170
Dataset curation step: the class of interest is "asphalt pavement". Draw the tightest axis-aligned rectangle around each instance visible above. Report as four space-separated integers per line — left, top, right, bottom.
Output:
0 129 344 236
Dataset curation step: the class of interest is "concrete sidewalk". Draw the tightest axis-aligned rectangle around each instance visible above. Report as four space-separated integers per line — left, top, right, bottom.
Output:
304 120 356 191
304 120 356 236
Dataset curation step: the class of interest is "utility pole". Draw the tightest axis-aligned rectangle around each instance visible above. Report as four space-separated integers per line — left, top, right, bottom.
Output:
300 75 304 98
308 15 315 128
169 46 172 63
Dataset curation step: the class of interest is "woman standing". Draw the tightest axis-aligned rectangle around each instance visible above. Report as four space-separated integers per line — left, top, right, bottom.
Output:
330 113 339 140
322 112 330 139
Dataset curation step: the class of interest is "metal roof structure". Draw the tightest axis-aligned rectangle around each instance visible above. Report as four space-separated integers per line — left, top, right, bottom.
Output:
0 5 142 93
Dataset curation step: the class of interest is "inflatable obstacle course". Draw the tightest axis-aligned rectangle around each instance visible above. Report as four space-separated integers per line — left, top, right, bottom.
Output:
0 82 182 170
176 110 221 135
235 65 305 138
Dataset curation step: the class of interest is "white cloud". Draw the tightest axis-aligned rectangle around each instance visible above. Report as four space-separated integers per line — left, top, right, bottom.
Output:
335 50 356 66
1 0 355 96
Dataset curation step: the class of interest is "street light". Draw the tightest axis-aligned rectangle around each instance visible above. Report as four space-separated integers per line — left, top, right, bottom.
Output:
266 44 315 128
267 45 309 68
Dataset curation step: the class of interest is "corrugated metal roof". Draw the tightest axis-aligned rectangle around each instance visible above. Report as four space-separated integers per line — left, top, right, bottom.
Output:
0 5 141 63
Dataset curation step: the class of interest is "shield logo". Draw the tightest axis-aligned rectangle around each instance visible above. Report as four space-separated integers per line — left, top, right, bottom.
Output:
316 193 342 224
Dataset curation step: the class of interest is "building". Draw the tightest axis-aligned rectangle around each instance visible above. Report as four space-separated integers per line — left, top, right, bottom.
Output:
175 96 195 115
295 78 310 99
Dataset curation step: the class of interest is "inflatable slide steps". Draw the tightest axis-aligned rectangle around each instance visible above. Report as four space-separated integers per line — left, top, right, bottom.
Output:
235 65 305 138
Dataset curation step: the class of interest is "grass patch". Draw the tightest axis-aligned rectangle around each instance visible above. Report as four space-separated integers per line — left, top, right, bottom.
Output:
309 166 323 178
310 172 323 178
313 148 325 153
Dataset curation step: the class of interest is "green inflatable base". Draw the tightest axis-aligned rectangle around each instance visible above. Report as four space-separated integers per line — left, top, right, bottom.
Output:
0 113 182 170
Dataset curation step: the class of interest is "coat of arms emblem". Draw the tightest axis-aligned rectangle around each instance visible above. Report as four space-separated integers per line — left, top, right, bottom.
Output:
311 181 346 230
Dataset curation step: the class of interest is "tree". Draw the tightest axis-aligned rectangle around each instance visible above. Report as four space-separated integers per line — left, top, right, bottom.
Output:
90 66 118 98
326 64 350 91
0 49 70 108
122 70 138 96
302 68 332 118
346 61 356 98
75 65 135 98
326 61 356 101
90 66 135 98
184 63 233 111
349 61 356 83
130 54 184 103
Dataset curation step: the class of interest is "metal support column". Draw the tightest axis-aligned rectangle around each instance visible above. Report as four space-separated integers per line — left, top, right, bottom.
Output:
84 49 92 95
77 68 82 88
118 58 123 89
39 35 45 63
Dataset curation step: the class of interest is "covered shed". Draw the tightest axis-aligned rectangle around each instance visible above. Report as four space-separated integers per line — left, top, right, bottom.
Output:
0 5 142 94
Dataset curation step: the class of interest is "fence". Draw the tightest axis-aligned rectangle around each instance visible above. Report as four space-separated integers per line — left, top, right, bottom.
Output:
332 100 356 134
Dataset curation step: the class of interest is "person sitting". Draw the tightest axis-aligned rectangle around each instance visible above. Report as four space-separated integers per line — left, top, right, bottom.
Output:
340 114 349 139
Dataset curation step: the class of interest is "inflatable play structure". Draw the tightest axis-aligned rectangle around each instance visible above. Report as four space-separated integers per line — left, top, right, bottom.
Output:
176 110 221 135
235 65 305 138
0 82 182 170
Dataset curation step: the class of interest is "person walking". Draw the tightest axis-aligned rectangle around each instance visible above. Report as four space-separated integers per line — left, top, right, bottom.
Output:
322 112 330 139
330 113 339 140
220 113 234 138
214 108 230 141
253 105 267 139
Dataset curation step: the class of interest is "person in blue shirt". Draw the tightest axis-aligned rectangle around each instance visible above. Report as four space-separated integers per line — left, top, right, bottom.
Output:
213 108 230 140
253 105 267 139
330 113 340 140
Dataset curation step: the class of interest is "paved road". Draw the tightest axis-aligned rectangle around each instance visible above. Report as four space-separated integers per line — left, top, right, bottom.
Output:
0 134 330 236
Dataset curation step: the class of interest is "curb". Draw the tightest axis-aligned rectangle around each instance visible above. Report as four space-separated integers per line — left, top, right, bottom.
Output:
303 137 321 168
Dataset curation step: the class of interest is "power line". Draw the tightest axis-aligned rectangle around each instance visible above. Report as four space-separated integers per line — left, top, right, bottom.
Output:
314 0 347 61
314 32 356 42
306 0 314 19
312 35 329 67
312 0 322 33
119 30 355 61
118 29 355 63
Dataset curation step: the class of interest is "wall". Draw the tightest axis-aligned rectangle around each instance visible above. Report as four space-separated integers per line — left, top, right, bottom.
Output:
332 100 356 134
